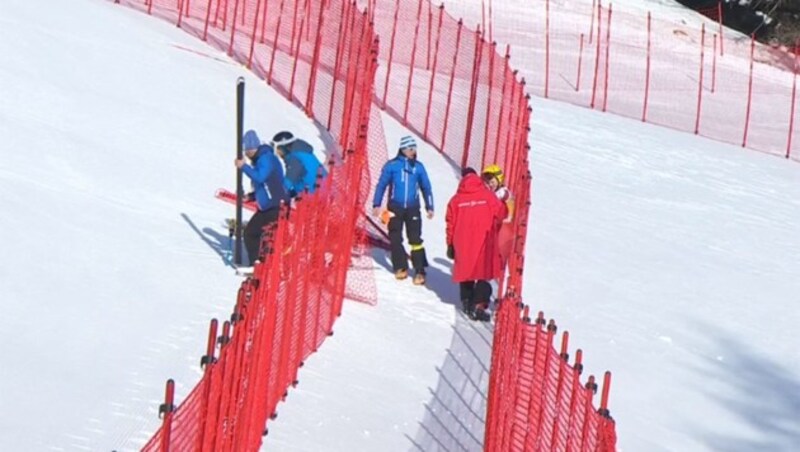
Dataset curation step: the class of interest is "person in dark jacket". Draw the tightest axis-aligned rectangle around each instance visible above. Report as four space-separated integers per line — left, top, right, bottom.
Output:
271 130 327 198
372 135 434 285
235 129 289 267
445 169 506 321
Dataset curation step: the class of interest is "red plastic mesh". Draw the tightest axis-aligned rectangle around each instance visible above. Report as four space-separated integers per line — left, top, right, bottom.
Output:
483 300 616 452
126 0 380 450
495 0 800 160
370 0 532 178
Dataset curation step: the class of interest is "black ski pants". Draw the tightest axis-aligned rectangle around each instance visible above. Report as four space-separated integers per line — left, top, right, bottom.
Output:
244 207 280 266
459 280 492 313
387 204 428 275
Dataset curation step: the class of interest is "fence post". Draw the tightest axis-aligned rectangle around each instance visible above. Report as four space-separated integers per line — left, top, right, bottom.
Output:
382 0 400 107
403 0 425 125
787 41 798 159
426 1 433 70
545 0 551 98
202 0 214 41
424 4 445 139
481 42 497 170
580 375 598 447
195 319 219 451
549 331 571 447
576 33 584 92
260 0 270 43
743 34 755 147
461 28 484 169
177 0 185 28
502 80 521 177
442 20 464 152
267 0 286 85
711 33 718 93
222 0 230 31
488 0 494 43
695 23 705 135
590 1 602 109
602 3 612 112
158 379 176 452
642 11 651 121
246 0 263 68
599 371 613 418
289 0 301 56
718 0 724 56
288 9 307 101
327 1 352 129
493 47 511 162
227 0 241 56
305 0 327 117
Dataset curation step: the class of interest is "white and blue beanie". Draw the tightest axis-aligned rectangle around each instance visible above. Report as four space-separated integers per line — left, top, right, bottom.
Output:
242 129 261 151
398 135 417 151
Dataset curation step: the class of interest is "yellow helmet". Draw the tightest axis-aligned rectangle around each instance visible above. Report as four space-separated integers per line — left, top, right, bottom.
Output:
482 164 504 185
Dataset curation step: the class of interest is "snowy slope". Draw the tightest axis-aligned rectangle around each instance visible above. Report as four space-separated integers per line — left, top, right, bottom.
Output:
2 0 800 452
0 0 329 449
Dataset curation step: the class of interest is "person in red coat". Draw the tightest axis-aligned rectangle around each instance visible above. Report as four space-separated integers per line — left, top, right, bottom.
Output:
445 168 507 321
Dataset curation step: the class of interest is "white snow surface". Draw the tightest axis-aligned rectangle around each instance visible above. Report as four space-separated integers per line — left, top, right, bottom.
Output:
1 0 799 452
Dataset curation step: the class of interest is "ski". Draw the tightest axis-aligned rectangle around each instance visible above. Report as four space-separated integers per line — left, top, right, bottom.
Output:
216 188 257 212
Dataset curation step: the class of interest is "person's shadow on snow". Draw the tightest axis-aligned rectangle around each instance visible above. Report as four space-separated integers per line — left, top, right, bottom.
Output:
371 248 460 306
181 213 240 267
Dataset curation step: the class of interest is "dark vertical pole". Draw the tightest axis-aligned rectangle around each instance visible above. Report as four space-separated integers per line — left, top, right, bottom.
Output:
381 0 400 107
590 1 602 109
695 23 705 135
718 0 724 56
235 78 245 266
743 34 755 147
403 0 425 124
158 379 176 452
423 4 444 139
602 3 612 112
642 11 651 121
545 0 550 98
787 40 798 159
461 28 483 169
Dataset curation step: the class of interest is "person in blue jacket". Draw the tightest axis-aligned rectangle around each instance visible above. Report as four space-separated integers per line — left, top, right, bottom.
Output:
372 135 434 285
235 129 289 267
271 130 327 198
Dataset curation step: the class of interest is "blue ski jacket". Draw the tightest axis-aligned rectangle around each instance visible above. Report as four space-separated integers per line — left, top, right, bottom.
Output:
283 139 327 196
242 144 289 211
372 154 434 211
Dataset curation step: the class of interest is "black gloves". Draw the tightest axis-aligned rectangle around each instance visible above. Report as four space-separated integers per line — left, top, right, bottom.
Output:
447 244 455 260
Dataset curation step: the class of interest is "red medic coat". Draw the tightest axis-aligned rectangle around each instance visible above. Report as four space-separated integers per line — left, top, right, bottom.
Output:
445 174 507 282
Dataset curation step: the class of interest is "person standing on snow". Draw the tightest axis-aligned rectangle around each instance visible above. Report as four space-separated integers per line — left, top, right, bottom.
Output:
235 129 289 268
445 168 507 321
271 130 327 198
372 135 434 285
482 164 515 269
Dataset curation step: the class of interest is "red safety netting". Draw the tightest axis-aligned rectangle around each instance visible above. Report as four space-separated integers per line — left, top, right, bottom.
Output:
110 0 620 449
111 0 380 450
504 0 800 160
365 1 618 450
484 300 617 452
369 0 532 185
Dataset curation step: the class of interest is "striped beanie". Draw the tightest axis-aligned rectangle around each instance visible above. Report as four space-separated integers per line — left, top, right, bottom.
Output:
398 135 417 151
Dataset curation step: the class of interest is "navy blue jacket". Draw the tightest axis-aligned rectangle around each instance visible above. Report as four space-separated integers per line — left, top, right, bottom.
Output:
242 144 289 211
372 154 434 211
282 139 327 196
